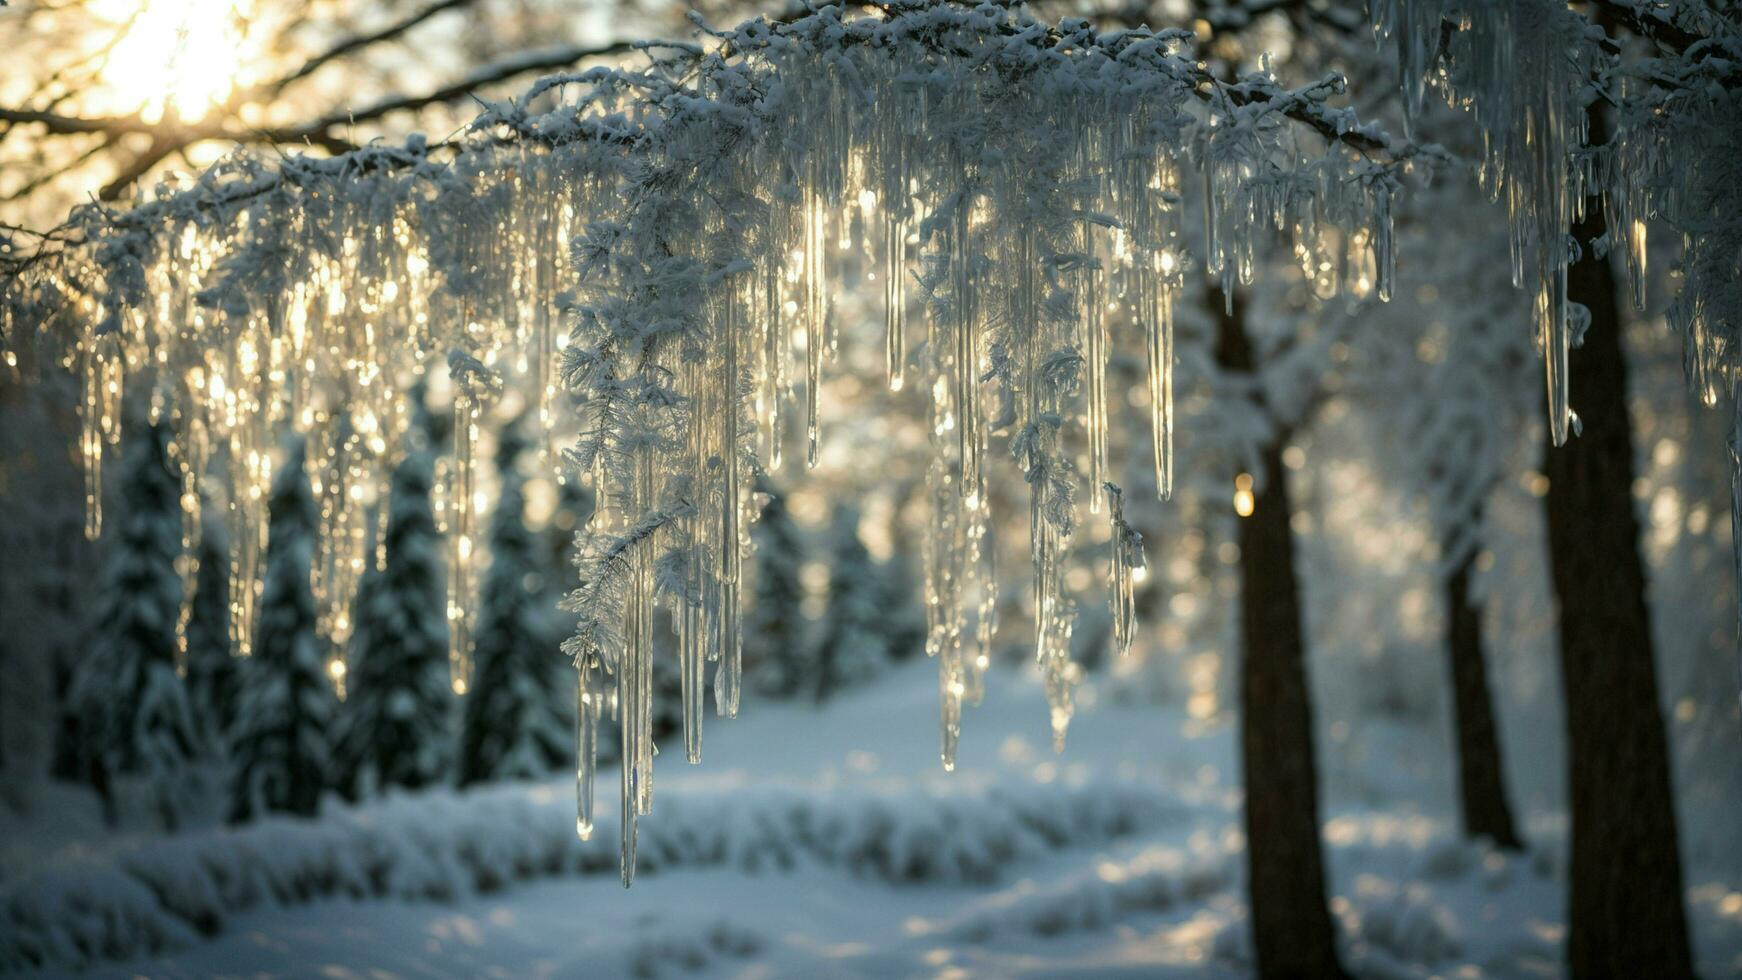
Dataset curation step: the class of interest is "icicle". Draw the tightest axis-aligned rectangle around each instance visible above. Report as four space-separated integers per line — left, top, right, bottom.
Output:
619 446 656 886
1203 150 1223 278
1374 184 1396 304
445 349 500 694
1084 210 1107 513
1627 217 1648 313
617 633 638 884
225 382 272 658
716 281 743 719
1542 261 1571 447
804 181 827 468
1148 262 1176 500
575 661 597 840
760 256 786 472
953 199 982 495
81 330 123 539
681 358 705 762
164 400 212 672
681 588 704 762
1105 483 1143 658
449 395 477 694
886 213 907 391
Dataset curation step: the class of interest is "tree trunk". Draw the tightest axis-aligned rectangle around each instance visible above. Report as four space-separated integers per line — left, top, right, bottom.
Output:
1541 107 1693 978
1215 286 1347 979
1441 518 1523 850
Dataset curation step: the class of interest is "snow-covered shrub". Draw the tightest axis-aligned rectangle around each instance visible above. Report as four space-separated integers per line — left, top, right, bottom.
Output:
0 774 1181 972
946 841 1239 941
626 919 761 979
1345 877 1463 967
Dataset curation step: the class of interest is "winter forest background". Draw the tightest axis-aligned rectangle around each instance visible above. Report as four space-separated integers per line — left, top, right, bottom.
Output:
2 0 1741 977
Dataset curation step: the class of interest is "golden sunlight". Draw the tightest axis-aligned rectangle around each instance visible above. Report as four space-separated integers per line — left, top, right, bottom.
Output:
88 0 254 124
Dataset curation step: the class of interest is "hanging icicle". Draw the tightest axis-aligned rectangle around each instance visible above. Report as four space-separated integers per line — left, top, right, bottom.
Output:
1105 483 1145 659
446 349 501 694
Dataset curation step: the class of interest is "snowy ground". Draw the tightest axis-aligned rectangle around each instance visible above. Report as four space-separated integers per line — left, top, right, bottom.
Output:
5 658 1741 978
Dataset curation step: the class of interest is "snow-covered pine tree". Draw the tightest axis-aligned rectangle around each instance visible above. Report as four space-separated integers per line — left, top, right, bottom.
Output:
335 448 452 795
813 504 889 702
183 512 239 757
747 484 809 698
458 420 566 785
68 418 202 830
228 439 336 821
875 525 925 663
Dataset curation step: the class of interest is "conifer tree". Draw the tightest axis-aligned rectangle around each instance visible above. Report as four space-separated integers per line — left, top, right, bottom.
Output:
747 485 809 698
458 421 566 785
183 514 239 756
813 504 888 702
229 439 336 821
335 449 452 794
70 419 202 830
875 535 926 662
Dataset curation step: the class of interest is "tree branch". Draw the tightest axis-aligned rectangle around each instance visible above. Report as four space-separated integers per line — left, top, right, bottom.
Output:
266 0 480 93
1584 0 1703 54
0 107 158 137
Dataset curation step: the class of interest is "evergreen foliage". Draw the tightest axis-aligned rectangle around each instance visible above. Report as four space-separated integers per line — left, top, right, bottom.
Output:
876 546 926 663
747 486 809 698
813 505 889 702
183 515 239 756
229 439 335 821
335 449 452 795
69 420 202 830
458 421 567 785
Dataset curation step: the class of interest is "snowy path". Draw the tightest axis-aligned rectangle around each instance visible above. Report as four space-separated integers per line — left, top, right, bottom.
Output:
12 660 1742 977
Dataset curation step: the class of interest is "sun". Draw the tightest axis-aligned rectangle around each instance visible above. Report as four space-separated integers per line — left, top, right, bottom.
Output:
87 0 254 124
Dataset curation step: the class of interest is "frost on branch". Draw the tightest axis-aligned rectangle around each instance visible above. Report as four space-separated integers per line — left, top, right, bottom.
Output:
6 1 1404 885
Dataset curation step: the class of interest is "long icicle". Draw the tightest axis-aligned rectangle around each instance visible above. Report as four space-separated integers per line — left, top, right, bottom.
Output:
717 278 743 719
886 211 906 392
575 660 597 840
682 357 705 763
953 196 980 496
1148 265 1176 500
805 178 826 468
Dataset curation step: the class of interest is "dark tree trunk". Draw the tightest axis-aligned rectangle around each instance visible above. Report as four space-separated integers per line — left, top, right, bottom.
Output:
1440 517 1523 850
1540 108 1693 979
1214 286 1347 979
